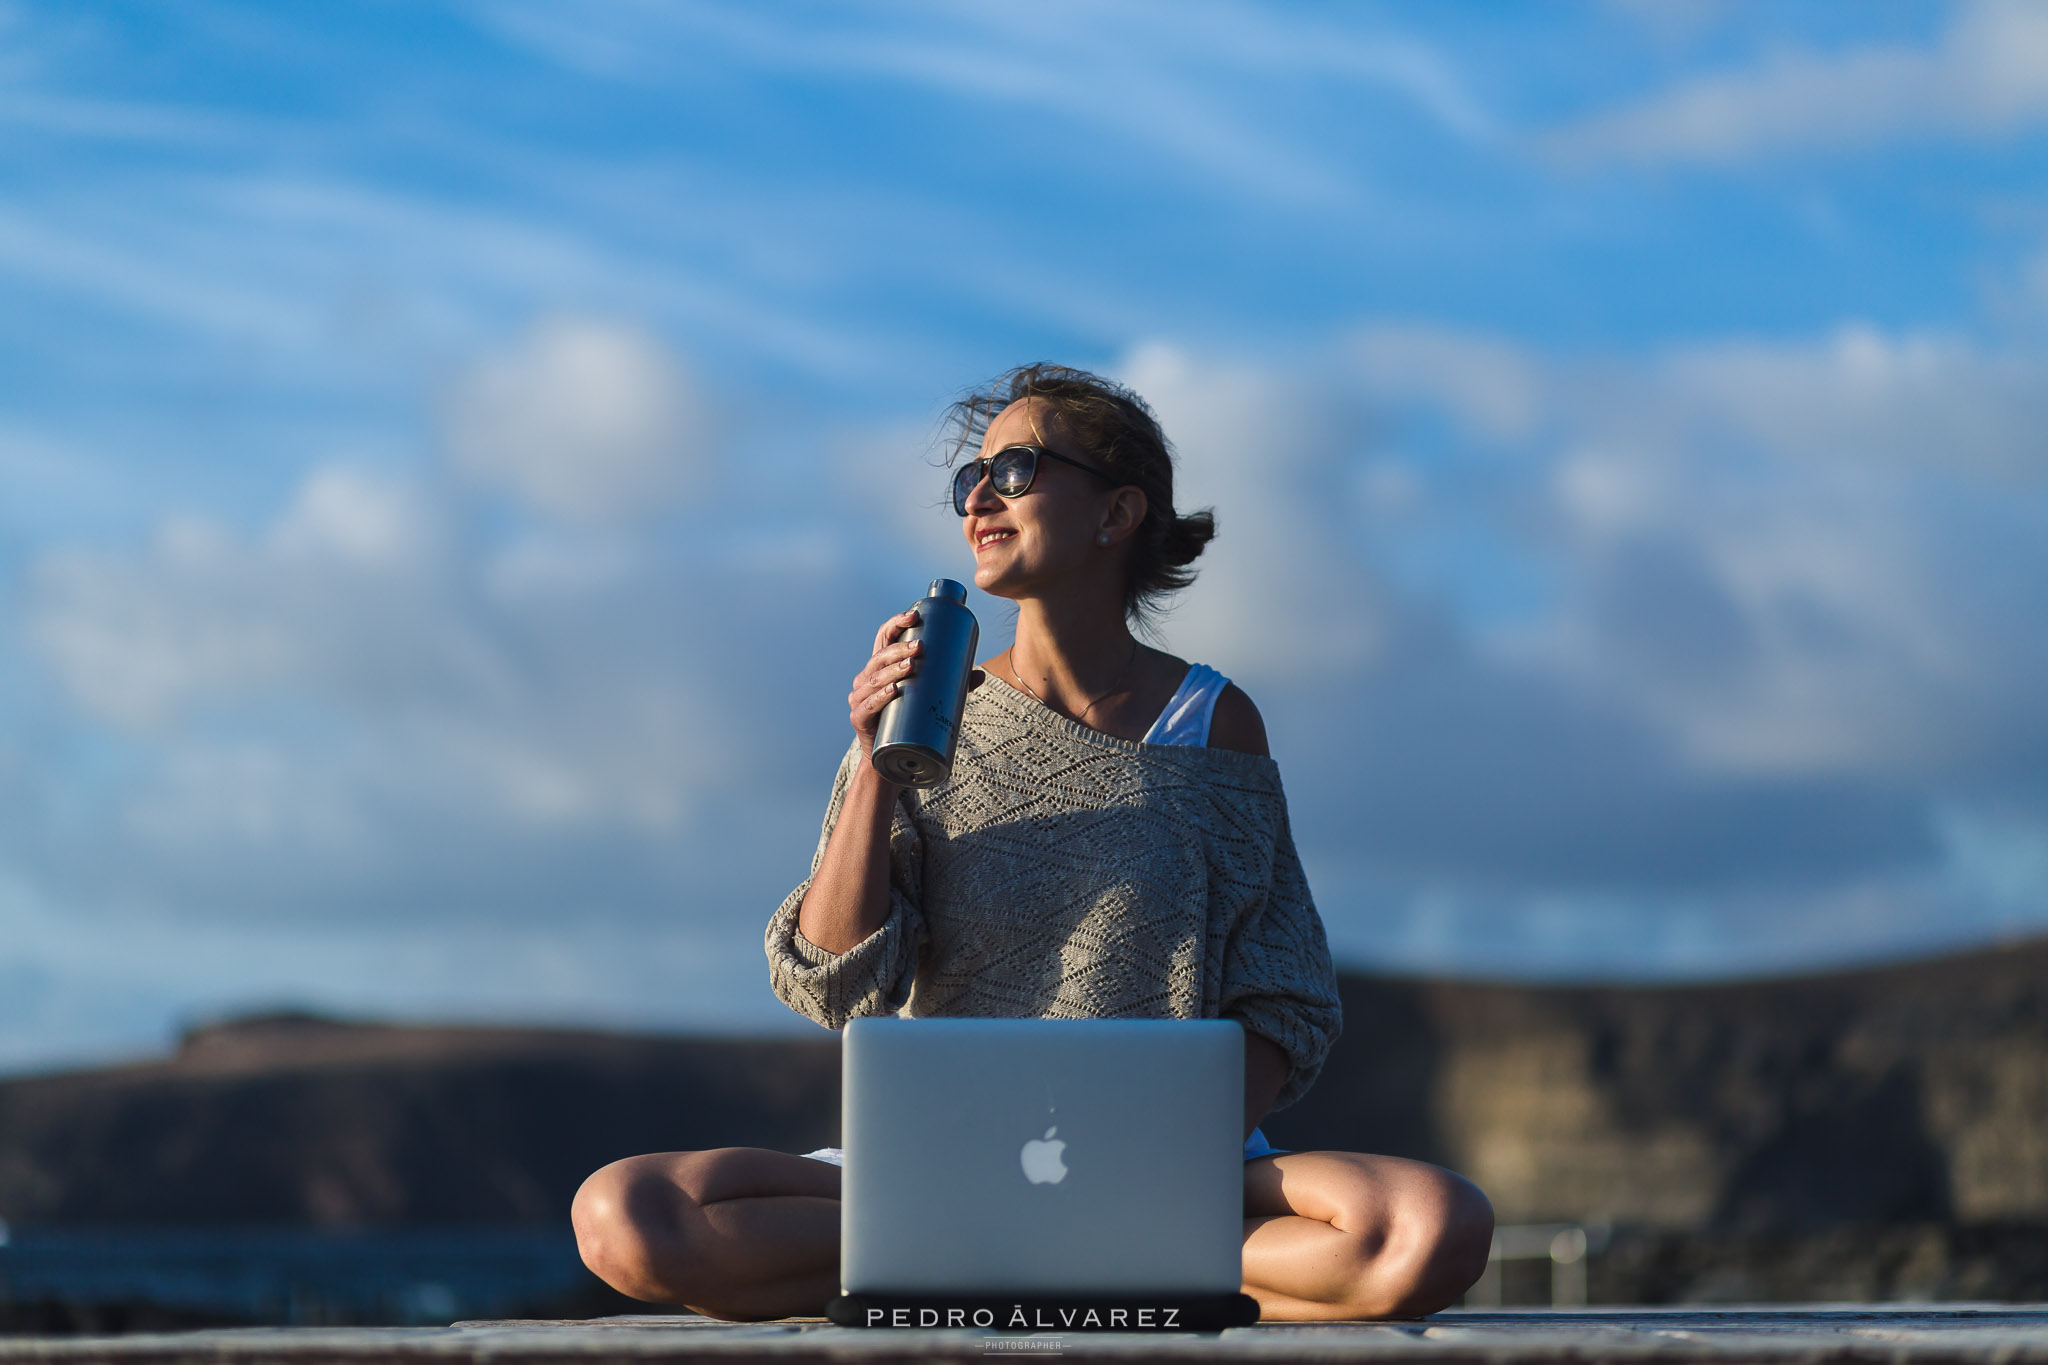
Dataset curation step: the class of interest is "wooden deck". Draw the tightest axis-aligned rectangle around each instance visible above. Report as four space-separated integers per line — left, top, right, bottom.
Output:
8 1308 2048 1363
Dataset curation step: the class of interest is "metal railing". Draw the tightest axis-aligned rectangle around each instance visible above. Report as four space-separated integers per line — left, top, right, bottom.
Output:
1463 1223 1611 1308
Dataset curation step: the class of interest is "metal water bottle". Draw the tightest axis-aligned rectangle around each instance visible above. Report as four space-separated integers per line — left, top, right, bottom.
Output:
871 578 980 788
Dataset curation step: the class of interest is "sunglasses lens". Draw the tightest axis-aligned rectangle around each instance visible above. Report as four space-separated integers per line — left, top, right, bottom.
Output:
951 462 981 516
953 447 1042 514
990 448 1037 497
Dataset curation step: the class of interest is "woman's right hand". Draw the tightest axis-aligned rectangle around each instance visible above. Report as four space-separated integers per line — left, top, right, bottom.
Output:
849 609 922 759
801 611 923 954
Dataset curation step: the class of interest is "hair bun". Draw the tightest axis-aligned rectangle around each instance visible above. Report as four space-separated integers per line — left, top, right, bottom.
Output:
1157 508 1216 570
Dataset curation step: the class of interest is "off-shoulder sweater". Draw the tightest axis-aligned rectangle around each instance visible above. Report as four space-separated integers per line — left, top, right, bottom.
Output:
764 675 1343 1109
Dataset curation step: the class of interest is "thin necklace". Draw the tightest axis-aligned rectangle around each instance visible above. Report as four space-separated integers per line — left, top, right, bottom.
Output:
1013 638 1141 722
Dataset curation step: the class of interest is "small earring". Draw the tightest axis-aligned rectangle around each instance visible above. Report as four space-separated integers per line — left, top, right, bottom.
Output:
1097 533 1111 545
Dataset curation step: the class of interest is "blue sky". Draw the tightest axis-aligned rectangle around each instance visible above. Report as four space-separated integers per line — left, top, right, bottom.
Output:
2 0 2046 1069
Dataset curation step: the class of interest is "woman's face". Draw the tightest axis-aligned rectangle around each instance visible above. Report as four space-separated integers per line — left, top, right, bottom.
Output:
961 400 1137 604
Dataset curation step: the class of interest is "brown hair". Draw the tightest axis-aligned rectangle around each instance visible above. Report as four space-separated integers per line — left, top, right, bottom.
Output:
942 363 1216 622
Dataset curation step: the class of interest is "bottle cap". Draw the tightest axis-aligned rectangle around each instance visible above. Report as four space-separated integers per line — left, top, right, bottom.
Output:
928 579 969 604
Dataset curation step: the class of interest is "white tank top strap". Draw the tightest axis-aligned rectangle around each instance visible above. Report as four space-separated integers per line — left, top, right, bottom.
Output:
1142 662 1231 747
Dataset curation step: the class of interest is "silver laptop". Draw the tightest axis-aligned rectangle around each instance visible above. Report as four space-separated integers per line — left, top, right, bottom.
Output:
840 1017 1244 1295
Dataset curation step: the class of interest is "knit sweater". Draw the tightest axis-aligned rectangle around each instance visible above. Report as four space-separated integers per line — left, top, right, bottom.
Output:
765 675 1342 1109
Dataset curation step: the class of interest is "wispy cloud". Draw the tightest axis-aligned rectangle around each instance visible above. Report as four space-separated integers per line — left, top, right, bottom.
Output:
0 204 317 344
468 0 1489 206
0 165 884 398
0 90 257 144
1546 0 2048 163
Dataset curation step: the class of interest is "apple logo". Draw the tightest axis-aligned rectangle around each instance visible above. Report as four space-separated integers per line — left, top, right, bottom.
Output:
1019 1126 1068 1185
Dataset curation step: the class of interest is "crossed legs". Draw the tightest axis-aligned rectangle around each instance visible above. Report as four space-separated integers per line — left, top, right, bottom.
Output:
572 1148 840 1321
1241 1151 1492 1320
572 1147 1492 1322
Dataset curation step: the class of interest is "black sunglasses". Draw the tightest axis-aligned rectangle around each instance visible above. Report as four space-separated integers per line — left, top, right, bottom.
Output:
952 444 1120 516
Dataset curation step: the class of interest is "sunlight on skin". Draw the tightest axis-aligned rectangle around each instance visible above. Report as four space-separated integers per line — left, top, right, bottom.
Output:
574 1141 1492 1322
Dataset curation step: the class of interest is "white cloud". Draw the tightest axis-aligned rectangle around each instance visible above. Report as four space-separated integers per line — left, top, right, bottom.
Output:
9 313 2048 1059
1341 321 2048 781
272 465 443 568
1542 457 2025 778
1120 343 1391 684
440 317 709 523
1660 325 2048 477
1114 322 2048 802
27 470 459 730
1351 325 1543 443
14 448 873 939
1549 0 2048 163
1082 329 2048 979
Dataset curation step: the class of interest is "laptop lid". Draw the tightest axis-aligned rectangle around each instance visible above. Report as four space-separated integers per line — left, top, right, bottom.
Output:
840 1017 1244 1295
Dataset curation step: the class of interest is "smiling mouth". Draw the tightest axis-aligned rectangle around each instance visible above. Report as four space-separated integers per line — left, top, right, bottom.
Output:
975 529 1016 551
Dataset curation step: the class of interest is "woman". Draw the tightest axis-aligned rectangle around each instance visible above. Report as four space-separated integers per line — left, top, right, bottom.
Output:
572 365 1493 1321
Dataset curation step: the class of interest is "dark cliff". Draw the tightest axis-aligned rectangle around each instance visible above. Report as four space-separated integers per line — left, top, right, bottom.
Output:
1266 936 2048 1231
2 936 2046 1232
0 1015 838 1225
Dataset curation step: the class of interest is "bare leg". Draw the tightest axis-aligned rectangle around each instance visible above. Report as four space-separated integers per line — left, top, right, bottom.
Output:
1242 1152 1493 1321
575 1145 1489 1323
572 1148 840 1321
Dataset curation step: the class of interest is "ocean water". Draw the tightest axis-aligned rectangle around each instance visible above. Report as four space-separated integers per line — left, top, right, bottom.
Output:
0 1225 601 1325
